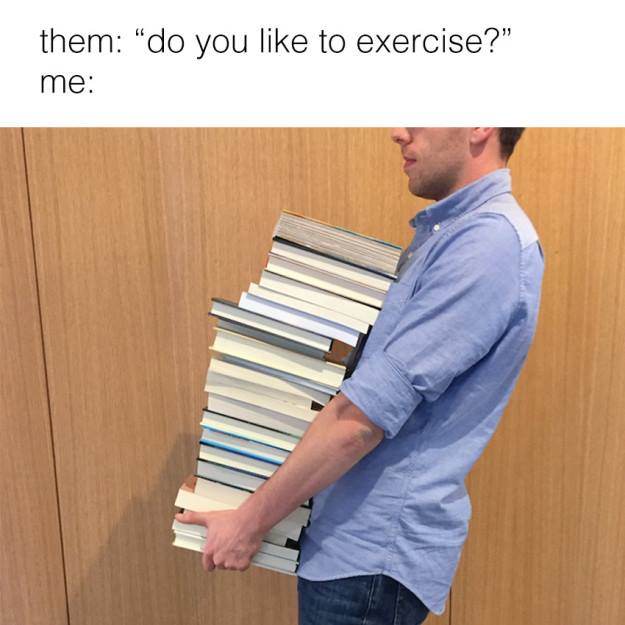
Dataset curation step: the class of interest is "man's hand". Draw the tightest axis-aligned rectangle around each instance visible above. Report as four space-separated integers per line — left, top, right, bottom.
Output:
175 507 264 572
175 394 383 575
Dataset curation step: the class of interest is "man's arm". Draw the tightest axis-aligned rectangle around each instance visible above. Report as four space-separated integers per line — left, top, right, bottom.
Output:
175 393 384 570
239 392 384 535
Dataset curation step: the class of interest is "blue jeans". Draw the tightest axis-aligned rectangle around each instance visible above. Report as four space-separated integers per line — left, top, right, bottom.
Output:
297 574 430 625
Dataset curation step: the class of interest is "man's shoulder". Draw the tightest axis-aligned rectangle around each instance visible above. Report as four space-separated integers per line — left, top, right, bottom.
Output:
434 193 538 258
469 193 539 251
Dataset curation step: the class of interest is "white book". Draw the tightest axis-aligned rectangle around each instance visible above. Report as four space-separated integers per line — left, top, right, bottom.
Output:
266 253 387 308
196 458 266 492
172 520 299 561
260 530 289 547
239 292 360 347
195 461 309 511
248 283 370 334
271 239 393 291
209 357 331 406
201 411 300 452
172 517 290 547
217 318 327 359
175 486 306 540
172 533 297 574
255 541 299 562
200 428 289 465
193 478 310 528
259 270 380 326
208 382 318 423
221 355 339 396
206 369 313 409
250 553 298 575
211 327 346 389
211 298 331 352
198 444 277 478
207 396 309 438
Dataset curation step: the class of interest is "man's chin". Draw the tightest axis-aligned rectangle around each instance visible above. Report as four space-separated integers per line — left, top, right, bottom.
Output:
408 179 424 198
408 181 437 201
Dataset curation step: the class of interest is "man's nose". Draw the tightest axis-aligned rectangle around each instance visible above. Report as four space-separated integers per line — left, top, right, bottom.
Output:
390 128 410 145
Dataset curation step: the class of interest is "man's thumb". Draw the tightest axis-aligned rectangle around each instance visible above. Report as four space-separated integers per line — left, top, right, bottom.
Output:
175 510 204 525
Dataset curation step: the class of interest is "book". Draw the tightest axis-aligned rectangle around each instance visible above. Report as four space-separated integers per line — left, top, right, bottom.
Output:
196 458 266 492
195 458 311 506
172 517 293 548
172 532 298 575
172 520 300 561
206 368 315 410
216 318 327 359
211 298 331 353
258 270 380 325
210 327 346 389
219 354 339 396
194 476 309 526
171 519 299 562
200 411 300 452
174 478 307 540
239 291 361 347
199 428 290 465
247 283 370 334
207 356 331 406
206 395 310 438
266 252 387 308
208 384 318 423
198 443 278 478
273 211 401 278
174 525 292 551
270 239 394 291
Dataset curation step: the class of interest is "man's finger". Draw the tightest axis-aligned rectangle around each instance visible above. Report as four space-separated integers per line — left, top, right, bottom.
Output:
175 510 206 525
202 548 215 572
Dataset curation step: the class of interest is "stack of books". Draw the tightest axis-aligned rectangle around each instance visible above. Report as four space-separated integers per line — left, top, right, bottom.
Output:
172 211 401 575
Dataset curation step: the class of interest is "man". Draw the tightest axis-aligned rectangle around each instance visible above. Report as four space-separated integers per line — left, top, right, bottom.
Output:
177 128 544 624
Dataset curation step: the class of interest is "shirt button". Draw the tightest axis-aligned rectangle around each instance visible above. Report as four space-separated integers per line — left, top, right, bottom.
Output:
433 224 441 232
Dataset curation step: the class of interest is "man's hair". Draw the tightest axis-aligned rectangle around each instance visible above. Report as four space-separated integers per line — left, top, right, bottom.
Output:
498 128 525 160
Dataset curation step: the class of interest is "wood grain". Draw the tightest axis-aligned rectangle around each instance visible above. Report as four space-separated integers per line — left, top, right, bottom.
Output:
453 128 625 625
0 129 68 625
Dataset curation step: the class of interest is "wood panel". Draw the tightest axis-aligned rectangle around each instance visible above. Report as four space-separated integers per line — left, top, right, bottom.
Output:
0 129 68 624
23 129 447 625
453 129 625 625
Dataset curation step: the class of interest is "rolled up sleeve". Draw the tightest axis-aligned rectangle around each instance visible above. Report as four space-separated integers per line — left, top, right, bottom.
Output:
340 214 522 438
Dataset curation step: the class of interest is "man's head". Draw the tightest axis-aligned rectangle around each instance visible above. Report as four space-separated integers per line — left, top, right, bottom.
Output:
390 128 525 201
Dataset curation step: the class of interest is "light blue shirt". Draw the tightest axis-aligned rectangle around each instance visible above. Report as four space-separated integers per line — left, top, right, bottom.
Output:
297 168 545 615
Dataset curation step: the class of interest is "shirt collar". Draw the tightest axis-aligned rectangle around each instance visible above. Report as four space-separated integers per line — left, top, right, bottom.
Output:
408 168 512 231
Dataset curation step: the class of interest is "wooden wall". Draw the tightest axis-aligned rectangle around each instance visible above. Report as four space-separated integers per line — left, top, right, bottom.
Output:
1 128 623 625
453 129 625 625
0 130 68 625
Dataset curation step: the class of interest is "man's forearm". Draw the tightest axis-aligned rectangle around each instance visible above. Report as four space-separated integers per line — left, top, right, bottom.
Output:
238 393 384 536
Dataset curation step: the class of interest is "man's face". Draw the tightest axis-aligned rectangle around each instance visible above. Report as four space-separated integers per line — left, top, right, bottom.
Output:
391 128 472 201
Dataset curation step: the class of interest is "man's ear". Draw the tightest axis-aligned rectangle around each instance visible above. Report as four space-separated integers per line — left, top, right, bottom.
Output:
470 127 497 147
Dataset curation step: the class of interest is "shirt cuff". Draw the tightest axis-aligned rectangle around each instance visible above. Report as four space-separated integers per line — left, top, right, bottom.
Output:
339 352 423 439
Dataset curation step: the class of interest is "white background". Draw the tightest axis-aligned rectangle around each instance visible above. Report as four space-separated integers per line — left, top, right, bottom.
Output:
2 0 622 125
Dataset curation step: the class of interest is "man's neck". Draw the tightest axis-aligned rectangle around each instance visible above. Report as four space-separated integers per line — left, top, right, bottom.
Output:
437 162 508 201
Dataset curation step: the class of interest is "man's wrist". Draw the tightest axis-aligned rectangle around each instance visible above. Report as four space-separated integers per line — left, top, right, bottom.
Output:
237 495 271 538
